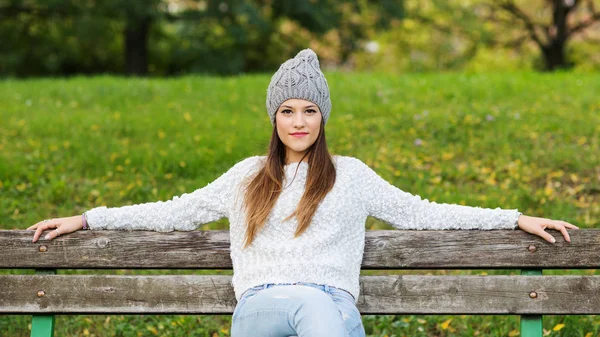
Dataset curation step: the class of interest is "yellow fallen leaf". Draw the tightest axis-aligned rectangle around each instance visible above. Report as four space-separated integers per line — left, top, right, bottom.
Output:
508 329 519 336
146 325 158 335
585 333 593 337
440 318 452 330
441 152 455 160
429 176 442 184
548 170 564 178
553 323 565 331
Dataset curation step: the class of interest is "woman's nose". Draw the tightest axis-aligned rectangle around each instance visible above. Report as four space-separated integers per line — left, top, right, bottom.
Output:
293 112 305 127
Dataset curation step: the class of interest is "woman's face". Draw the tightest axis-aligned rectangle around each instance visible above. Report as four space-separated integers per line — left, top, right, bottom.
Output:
275 98 322 164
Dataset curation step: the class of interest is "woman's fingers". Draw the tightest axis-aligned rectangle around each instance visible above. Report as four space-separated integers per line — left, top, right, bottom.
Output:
544 220 578 244
31 221 59 243
558 225 570 243
536 229 557 244
561 221 579 229
44 227 61 241
27 218 51 231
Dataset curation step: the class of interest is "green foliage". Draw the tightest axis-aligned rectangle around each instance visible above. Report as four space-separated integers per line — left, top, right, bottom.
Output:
354 0 600 73
1 72 599 336
0 0 403 77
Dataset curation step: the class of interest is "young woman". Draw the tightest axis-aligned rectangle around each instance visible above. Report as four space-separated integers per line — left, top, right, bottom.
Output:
28 48 579 337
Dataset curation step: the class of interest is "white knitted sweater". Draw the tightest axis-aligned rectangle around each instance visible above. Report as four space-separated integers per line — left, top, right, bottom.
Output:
85 155 521 303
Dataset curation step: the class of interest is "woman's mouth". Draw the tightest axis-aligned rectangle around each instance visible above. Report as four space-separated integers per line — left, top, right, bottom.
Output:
290 133 308 138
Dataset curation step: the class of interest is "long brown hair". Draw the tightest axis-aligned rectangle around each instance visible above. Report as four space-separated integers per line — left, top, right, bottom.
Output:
241 118 336 249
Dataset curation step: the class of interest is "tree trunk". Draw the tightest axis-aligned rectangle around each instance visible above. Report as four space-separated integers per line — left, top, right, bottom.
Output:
541 40 567 71
124 16 151 76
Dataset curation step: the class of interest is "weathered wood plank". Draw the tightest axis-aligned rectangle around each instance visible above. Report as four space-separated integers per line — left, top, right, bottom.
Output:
1 275 598 315
1 229 596 269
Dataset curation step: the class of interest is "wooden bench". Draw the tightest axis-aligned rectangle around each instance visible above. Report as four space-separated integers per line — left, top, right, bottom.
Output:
1 228 599 337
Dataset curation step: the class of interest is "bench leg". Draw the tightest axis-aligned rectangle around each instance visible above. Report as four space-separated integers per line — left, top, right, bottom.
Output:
31 269 56 337
520 269 542 337
31 315 55 337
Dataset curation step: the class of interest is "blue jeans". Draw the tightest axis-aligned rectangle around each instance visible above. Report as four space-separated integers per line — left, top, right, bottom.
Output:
231 282 366 337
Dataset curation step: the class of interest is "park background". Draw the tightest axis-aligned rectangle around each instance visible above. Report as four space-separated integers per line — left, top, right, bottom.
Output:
1 0 599 336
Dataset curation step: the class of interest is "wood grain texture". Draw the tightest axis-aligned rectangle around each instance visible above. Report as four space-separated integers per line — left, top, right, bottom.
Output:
1 274 599 314
1 229 596 269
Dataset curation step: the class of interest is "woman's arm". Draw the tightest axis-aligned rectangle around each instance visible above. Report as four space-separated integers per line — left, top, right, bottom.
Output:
354 157 520 230
354 158 579 243
83 156 258 232
353 157 578 242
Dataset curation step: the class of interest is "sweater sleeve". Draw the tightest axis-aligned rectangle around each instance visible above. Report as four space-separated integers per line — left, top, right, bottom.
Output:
84 156 256 232
353 157 521 230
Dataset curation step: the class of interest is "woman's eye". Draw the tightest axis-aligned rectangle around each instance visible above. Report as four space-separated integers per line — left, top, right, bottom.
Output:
281 109 316 114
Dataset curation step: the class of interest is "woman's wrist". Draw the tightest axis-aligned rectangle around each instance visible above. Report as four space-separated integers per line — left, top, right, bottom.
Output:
516 212 523 228
82 213 89 230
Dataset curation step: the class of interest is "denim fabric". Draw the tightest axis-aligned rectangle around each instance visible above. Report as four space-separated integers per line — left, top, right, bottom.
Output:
231 282 365 337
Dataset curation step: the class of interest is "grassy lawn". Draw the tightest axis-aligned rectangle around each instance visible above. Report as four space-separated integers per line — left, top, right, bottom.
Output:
1 71 598 336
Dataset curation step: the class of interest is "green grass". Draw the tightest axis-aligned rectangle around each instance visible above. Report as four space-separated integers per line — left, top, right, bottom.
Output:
1 71 599 336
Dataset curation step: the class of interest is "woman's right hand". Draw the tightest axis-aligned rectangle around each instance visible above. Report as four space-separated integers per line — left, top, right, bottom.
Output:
27 215 84 243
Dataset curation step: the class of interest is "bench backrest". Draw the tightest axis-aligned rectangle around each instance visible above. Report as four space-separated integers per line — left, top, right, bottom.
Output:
2 229 598 315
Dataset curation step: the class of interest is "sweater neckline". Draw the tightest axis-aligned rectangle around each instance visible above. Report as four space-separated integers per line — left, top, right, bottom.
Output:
283 161 308 187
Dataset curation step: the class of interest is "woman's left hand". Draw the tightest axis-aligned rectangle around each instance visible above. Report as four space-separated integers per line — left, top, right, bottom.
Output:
517 214 579 244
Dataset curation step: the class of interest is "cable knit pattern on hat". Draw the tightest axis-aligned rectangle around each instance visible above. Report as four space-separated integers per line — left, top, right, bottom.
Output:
266 48 332 125
84 155 521 304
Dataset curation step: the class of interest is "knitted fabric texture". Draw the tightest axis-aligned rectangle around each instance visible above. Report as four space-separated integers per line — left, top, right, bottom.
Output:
84 155 521 303
266 48 332 126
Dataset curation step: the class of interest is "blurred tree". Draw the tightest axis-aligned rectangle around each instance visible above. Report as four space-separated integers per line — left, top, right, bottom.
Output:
0 0 163 76
0 0 404 76
118 1 161 76
408 0 491 69
165 0 404 73
488 0 600 70
359 0 600 72
0 0 122 76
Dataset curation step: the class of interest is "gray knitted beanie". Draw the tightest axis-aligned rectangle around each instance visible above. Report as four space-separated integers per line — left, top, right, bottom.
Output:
266 48 331 126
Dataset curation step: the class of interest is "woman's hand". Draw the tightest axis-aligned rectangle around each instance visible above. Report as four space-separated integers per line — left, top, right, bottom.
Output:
517 214 579 243
27 215 84 243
